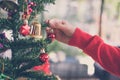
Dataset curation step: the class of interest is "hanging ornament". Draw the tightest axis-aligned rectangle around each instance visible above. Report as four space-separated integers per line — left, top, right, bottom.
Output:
39 53 49 63
46 29 56 41
19 19 30 36
21 8 33 20
0 0 18 12
33 49 51 75
28 2 36 7
28 2 34 6
22 10 31 20
33 61 51 75
22 1 35 20
39 49 49 63
30 22 42 38
28 7 33 14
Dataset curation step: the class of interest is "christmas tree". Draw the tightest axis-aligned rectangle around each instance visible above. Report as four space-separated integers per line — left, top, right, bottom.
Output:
0 0 59 80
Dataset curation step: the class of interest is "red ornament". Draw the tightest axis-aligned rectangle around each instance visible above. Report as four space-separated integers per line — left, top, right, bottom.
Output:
33 61 51 75
29 2 34 5
28 8 33 13
47 33 56 41
24 11 30 15
22 14 30 20
33 49 51 75
29 2 36 6
19 24 30 36
48 33 55 38
46 28 56 41
39 53 49 63
28 4 31 8
22 9 31 20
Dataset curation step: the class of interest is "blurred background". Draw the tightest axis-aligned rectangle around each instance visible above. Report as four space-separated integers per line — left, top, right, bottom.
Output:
1 0 120 80
44 0 120 80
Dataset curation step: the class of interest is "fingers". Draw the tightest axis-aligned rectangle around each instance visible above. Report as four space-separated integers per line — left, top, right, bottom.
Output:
46 19 66 29
46 27 54 34
46 27 51 33
45 19 55 28
45 19 75 37
61 20 66 24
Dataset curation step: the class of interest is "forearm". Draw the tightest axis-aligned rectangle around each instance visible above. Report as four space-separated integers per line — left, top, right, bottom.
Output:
68 27 120 77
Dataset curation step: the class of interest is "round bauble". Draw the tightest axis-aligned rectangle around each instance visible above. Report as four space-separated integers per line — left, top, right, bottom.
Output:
39 53 49 63
19 24 30 36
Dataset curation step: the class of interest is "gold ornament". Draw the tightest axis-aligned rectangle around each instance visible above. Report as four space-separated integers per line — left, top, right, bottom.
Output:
30 22 42 38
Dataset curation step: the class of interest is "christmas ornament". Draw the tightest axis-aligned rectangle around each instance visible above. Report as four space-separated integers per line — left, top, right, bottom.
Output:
21 1 35 20
33 61 51 75
46 29 56 41
19 20 30 36
39 53 49 63
22 8 33 20
39 49 49 63
33 49 51 75
0 0 18 12
28 2 34 6
30 22 42 38
28 1 36 7
48 33 55 39
22 10 31 20
28 8 33 14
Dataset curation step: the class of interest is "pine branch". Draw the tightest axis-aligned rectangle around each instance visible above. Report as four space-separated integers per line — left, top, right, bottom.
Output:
0 19 11 30
0 58 14 78
0 39 11 52
11 50 40 67
0 0 56 79
10 38 48 51
18 71 45 79
15 58 43 76
18 71 58 80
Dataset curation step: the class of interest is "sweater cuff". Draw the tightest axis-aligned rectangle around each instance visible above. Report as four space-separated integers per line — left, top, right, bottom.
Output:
68 27 92 49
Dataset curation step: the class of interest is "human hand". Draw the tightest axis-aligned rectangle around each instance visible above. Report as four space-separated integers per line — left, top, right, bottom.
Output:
46 19 76 44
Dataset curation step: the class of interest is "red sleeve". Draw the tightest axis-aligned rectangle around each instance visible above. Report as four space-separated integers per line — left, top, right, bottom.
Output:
68 27 120 77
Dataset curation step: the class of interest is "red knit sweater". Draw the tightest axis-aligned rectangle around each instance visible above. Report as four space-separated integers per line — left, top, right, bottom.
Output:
68 28 120 77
